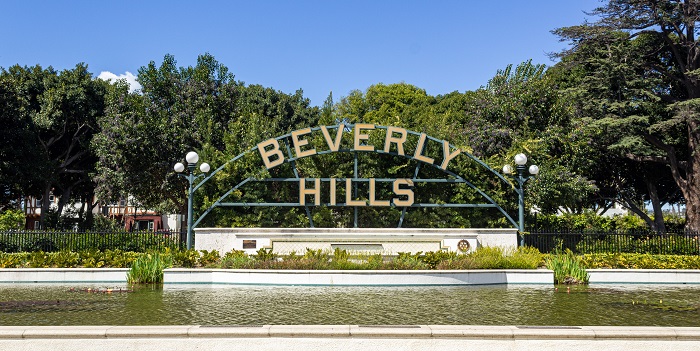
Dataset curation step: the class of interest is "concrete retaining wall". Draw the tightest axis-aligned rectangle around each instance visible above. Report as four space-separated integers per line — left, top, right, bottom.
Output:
164 268 553 286
194 227 518 255
3 268 700 285
588 269 700 284
0 268 128 284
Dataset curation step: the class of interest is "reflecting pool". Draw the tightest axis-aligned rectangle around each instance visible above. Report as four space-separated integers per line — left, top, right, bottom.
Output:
1 284 699 326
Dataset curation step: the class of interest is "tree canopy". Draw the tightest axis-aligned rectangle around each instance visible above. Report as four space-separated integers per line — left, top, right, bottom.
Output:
0 64 106 227
552 0 700 231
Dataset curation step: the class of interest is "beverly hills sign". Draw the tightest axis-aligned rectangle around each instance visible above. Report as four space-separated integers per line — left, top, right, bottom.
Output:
256 123 462 207
192 122 520 254
189 122 518 233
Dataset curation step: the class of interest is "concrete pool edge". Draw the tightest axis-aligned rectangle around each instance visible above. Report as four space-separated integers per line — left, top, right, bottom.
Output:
1 325 699 339
2 268 700 285
587 269 700 284
163 268 554 286
0 268 554 285
0 268 128 284
1 325 700 351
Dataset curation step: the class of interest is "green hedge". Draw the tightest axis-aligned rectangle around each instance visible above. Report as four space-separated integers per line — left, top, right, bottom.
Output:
0 247 543 270
3 248 699 273
0 249 141 268
580 253 700 269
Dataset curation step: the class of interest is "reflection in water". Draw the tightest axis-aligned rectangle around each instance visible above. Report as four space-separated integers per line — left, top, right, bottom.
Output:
0 284 699 326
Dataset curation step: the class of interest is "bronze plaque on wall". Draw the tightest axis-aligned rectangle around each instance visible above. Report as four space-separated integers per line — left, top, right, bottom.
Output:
242 240 257 249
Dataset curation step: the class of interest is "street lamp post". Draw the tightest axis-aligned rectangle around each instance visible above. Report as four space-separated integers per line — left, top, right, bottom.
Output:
503 153 539 247
174 151 210 250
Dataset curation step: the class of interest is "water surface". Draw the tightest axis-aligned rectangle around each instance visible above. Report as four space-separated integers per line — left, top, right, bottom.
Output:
1 284 699 326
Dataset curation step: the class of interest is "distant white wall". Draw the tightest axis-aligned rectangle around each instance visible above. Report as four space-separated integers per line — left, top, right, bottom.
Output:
165 214 183 231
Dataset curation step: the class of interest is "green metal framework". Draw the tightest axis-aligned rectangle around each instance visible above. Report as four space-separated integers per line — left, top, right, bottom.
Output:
190 124 519 229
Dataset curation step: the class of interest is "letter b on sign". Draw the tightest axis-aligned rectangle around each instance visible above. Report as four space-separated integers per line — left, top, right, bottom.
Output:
257 139 285 169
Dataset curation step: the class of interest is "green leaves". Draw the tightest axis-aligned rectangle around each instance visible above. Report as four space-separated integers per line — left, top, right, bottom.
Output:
0 64 106 227
95 54 244 213
0 210 25 230
94 53 322 227
551 0 699 230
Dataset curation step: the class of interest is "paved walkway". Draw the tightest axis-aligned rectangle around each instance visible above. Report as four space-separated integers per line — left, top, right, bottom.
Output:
2 325 700 351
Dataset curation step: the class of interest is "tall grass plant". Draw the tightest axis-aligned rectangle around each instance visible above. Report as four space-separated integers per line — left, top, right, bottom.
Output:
545 249 589 284
127 252 172 284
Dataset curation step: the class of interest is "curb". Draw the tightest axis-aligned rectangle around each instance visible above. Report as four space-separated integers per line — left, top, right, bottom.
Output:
2 325 700 340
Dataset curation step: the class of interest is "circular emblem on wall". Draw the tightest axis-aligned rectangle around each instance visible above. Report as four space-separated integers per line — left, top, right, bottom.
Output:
457 239 471 252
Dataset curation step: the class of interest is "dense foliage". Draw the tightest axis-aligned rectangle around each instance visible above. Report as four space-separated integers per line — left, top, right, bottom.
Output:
0 247 544 271
580 252 700 269
2 247 698 275
531 212 686 231
552 0 700 231
0 64 107 228
0 209 24 230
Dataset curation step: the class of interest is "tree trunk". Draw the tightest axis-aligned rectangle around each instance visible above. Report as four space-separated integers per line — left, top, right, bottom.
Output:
595 200 614 216
645 176 666 233
683 119 700 232
685 187 700 232
684 172 700 232
56 186 72 228
38 185 51 229
621 195 656 230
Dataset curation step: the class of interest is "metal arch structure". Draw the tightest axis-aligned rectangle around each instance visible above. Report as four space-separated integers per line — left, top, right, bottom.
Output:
189 123 519 230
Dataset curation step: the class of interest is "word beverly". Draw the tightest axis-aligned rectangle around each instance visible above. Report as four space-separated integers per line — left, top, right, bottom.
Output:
256 124 462 207
257 124 462 170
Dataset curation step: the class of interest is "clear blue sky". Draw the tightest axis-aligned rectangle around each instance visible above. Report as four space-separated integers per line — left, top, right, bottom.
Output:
1 0 600 106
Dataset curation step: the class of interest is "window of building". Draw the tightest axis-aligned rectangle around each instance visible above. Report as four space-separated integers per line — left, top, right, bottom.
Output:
134 220 154 231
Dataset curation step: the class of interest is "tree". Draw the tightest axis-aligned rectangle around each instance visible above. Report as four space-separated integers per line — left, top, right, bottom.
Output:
553 0 700 230
94 54 241 216
205 84 320 228
0 77 44 210
327 83 517 227
547 49 678 229
94 53 320 228
461 61 598 214
0 64 106 227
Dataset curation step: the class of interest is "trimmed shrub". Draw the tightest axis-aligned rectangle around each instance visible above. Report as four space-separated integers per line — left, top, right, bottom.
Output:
580 253 700 269
170 249 200 268
220 249 252 268
199 250 221 267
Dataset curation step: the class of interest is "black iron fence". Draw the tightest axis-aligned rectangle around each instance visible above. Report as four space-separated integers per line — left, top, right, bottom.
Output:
525 229 700 255
0 230 185 253
3 228 700 255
